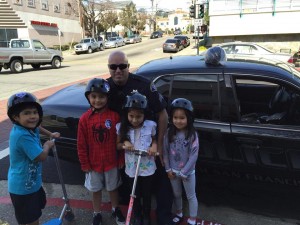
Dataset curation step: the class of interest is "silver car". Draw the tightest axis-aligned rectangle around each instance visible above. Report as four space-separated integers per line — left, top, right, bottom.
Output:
125 35 142 44
104 37 125 48
219 42 294 65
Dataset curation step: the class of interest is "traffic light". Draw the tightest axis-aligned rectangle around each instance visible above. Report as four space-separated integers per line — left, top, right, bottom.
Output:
189 5 195 18
199 4 204 18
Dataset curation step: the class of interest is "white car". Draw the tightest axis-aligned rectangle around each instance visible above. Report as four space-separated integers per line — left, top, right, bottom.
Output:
219 42 294 65
104 37 125 48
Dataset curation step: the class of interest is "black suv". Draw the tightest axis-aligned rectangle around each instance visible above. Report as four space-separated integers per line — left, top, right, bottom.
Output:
150 31 163 39
41 55 300 204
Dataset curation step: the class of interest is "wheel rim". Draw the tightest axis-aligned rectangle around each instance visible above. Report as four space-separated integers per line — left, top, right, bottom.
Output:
15 62 22 72
54 59 60 67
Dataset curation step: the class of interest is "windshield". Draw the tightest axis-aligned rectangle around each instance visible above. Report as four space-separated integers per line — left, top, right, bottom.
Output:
80 39 91 43
109 37 117 41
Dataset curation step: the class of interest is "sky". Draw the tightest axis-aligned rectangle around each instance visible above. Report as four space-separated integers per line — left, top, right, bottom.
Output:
130 0 191 11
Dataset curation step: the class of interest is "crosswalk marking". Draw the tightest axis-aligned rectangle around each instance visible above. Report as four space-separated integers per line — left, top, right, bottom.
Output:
0 148 9 160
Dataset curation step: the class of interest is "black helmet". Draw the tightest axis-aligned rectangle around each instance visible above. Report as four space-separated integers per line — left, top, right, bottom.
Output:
205 46 227 65
170 98 193 112
124 91 148 110
85 78 110 101
7 92 43 126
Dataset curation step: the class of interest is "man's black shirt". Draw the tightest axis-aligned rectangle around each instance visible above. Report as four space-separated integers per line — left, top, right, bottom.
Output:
107 73 166 120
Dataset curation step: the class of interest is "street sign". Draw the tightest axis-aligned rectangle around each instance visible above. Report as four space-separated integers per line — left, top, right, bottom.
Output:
194 19 202 27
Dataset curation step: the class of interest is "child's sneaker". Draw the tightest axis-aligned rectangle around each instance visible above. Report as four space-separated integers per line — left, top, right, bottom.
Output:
92 213 102 225
111 207 125 225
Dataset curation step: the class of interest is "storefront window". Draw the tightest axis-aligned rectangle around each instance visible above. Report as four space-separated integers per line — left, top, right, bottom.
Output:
0 29 18 47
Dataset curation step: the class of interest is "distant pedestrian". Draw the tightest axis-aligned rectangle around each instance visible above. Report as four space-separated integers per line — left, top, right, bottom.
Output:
116 91 158 225
163 98 199 225
7 92 60 225
77 78 125 225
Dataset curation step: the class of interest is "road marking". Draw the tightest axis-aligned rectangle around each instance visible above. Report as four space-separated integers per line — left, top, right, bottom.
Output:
0 148 9 160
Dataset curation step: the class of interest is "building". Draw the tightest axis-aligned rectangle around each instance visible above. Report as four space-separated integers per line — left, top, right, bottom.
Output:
0 0 81 47
208 0 300 52
156 8 191 33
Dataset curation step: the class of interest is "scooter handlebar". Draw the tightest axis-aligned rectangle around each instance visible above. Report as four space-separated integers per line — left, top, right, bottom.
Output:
126 149 159 156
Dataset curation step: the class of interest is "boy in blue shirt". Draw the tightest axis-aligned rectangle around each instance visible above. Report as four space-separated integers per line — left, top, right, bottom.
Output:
7 92 59 225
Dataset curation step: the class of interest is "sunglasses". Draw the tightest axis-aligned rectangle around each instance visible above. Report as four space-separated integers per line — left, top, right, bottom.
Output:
108 64 129 70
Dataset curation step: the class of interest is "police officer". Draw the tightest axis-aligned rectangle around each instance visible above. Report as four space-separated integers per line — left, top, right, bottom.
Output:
107 51 173 225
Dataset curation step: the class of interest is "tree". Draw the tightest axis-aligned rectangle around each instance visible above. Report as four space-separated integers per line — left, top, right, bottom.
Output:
68 0 114 38
101 10 119 36
119 2 138 33
136 12 147 33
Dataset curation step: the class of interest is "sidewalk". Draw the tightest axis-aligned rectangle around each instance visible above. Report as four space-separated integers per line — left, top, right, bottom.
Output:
0 180 223 225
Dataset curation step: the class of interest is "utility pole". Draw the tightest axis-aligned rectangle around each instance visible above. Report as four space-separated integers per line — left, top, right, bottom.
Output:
150 0 154 34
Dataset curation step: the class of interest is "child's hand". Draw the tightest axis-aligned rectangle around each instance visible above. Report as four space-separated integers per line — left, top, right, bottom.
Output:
44 140 55 149
50 132 60 139
148 145 158 156
167 171 176 179
122 141 134 151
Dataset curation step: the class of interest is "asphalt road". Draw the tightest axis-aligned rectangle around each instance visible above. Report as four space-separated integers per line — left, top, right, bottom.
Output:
1 37 300 225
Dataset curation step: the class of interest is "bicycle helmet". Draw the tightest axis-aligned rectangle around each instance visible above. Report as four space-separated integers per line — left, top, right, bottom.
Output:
85 78 110 101
124 91 148 110
205 46 227 65
7 92 43 126
170 98 193 112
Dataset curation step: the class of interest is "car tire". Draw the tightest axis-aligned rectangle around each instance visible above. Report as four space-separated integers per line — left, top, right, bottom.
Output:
99 44 104 51
0 66 2 73
10 59 23 73
31 64 41 69
87 47 92 54
51 57 61 69
75 52 80 55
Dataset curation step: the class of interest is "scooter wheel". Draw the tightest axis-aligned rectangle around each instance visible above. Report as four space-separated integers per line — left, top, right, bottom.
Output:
64 210 75 221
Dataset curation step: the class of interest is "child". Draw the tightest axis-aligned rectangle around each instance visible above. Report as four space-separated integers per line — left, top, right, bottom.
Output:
77 78 125 225
163 98 199 225
7 92 60 225
116 91 158 225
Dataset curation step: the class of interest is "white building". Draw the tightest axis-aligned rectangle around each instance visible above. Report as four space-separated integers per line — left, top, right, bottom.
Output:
0 0 81 47
208 0 300 51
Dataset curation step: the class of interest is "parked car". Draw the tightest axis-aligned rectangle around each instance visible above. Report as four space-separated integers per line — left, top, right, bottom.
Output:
162 39 184 53
41 55 300 204
0 38 63 73
173 28 182 35
125 34 142 44
74 38 101 54
219 42 295 66
174 35 190 48
150 31 163 39
104 36 125 48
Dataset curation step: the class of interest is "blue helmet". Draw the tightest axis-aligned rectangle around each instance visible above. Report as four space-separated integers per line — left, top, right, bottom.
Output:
170 98 193 112
124 91 148 110
7 92 43 126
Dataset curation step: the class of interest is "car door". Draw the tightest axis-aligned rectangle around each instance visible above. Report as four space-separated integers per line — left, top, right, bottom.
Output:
32 40 51 62
229 73 300 189
153 71 236 186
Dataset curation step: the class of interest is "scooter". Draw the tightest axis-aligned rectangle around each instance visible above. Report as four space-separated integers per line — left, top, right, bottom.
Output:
125 149 159 225
43 139 75 225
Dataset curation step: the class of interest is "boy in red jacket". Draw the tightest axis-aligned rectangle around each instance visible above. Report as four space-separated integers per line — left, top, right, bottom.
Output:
77 78 125 225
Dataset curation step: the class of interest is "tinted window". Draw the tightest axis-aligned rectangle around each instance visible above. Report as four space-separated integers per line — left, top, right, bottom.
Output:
166 39 176 43
233 76 300 126
154 74 225 120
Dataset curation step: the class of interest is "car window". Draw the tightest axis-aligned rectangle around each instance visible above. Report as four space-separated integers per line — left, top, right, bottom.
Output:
232 76 300 126
33 40 45 49
235 45 253 54
154 74 231 121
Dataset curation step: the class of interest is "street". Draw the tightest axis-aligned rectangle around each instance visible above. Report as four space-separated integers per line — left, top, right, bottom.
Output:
1 37 300 225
